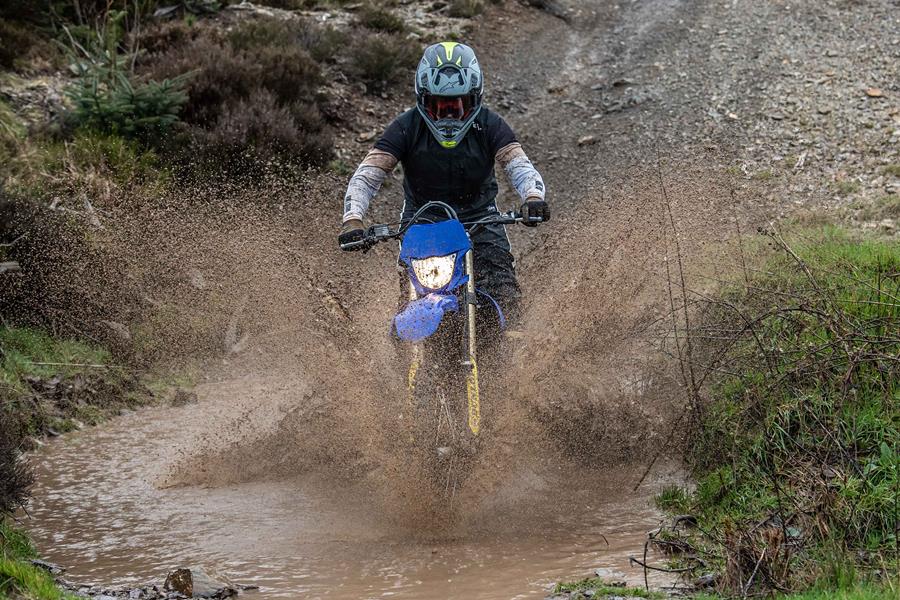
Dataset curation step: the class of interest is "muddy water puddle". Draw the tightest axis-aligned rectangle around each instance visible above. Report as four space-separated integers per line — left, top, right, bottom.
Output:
26 405 678 599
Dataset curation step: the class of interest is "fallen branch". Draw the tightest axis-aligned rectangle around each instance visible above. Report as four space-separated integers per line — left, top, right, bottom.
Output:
0 234 24 248
742 547 767 598
629 556 696 573
0 261 20 274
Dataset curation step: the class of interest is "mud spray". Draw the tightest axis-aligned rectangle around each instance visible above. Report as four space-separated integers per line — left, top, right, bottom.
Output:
22 154 750 597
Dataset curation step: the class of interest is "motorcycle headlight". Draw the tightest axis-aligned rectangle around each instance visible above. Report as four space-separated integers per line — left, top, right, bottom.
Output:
411 253 457 291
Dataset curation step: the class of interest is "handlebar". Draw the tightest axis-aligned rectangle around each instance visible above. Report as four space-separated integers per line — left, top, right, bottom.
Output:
340 209 543 252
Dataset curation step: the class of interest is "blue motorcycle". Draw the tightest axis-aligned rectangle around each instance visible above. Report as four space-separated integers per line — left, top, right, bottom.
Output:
341 201 542 493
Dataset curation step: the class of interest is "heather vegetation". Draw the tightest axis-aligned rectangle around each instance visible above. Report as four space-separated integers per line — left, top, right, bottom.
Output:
0 2 421 595
0 1 420 186
0 0 420 336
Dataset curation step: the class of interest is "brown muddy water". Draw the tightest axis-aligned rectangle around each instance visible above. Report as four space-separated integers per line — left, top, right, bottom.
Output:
25 402 681 599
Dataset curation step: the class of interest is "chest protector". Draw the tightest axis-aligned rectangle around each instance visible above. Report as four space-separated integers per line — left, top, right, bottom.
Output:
401 114 499 221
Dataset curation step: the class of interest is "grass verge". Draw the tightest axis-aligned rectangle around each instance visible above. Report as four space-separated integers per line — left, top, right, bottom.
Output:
0 520 77 600
691 583 895 599
653 226 899 597
0 326 152 437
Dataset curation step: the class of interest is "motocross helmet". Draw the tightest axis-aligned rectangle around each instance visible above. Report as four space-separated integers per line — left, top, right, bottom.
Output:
414 42 483 149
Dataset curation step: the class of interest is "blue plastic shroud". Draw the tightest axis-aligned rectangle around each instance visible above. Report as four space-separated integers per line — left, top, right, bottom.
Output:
399 220 471 295
394 293 459 342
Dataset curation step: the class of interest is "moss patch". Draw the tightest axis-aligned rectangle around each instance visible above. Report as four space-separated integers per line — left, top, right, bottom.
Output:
551 577 663 599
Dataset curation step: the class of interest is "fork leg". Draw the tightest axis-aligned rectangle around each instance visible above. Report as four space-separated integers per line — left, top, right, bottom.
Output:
464 249 480 435
407 280 420 405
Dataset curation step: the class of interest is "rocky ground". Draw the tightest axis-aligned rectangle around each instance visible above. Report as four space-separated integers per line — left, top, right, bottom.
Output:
47 564 247 599
477 0 898 236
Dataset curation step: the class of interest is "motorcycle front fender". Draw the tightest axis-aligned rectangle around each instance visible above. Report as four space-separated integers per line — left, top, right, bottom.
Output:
393 293 459 343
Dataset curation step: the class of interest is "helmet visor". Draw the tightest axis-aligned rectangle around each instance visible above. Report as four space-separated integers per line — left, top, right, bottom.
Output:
424 94 476 121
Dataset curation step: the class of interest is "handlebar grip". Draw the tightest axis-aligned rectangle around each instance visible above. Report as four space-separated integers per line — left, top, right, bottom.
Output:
340 239 368 251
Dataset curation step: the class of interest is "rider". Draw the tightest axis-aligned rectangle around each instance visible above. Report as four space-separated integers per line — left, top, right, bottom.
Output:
338 42 549 323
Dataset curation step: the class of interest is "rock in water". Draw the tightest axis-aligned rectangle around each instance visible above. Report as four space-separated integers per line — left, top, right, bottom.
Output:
30 559 65 574
165 566 236 598
164 569 193 596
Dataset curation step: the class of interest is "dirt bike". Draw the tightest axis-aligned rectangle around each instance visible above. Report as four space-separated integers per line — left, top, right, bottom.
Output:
341 201 543 497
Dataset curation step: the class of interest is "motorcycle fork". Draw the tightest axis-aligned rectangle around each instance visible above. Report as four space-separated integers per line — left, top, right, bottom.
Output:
407 279 421 404
463 248 480 435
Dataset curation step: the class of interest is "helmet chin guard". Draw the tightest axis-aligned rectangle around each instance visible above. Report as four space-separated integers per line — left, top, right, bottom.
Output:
414 42 483 148
425 114 480 148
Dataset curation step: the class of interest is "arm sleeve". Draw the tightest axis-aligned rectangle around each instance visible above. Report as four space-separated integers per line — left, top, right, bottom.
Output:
342 115 410 223
496 142 546 202
342 149 399 223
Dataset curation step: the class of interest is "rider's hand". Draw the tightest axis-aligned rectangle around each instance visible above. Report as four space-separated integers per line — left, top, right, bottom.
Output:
523 198 550 227
338 218 365 250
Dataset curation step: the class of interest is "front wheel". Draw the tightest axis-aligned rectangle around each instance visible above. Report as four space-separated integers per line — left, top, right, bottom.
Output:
408 353 479 503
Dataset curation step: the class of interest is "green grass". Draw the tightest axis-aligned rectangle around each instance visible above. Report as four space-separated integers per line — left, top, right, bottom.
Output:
691 583 896 600
0 521 77 600
3 127 170 202
552 577 663 598
0 327 111 395
654 227 899 594
0 326 153 437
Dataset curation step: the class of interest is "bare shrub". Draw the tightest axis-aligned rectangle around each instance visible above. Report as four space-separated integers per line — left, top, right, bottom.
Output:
192 90 331 169
356 4 406 33
347 32 419 92
654 226 900 594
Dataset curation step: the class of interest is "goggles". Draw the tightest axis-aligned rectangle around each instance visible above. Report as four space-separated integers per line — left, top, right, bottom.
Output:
423 94 477 121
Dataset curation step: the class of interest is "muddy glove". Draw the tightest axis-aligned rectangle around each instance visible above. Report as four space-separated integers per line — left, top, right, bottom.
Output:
338 219 365 250
522 199 550 227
